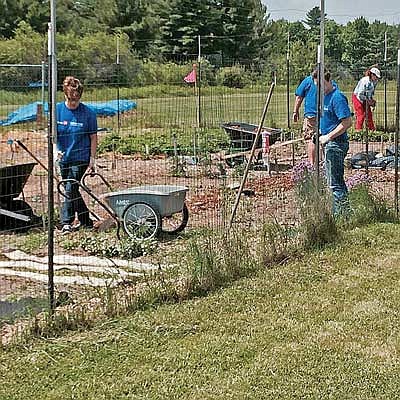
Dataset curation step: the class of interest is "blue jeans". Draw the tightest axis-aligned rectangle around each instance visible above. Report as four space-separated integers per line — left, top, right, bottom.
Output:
324 141 349 215
60 162 92 226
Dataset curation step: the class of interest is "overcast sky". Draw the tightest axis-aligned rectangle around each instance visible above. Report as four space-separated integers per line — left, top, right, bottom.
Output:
261 0 400 25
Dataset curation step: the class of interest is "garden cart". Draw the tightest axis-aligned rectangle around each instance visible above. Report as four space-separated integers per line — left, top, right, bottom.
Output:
57 172 189 241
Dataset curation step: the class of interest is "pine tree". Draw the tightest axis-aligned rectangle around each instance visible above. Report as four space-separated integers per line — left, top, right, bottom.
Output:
341 17 372 75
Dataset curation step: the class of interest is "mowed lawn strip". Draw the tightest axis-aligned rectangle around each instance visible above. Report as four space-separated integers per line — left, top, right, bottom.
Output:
1 223 400 399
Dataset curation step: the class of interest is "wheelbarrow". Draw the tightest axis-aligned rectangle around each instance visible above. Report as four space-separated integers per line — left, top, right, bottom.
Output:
57 172 189 241
0 162 41 232
221 121 282 167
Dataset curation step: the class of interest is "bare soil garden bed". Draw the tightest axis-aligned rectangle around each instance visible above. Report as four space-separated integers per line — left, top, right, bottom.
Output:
0 130 397 305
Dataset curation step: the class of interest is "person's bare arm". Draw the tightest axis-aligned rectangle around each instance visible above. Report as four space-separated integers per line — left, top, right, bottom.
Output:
88 133 97 172
292 96 304 122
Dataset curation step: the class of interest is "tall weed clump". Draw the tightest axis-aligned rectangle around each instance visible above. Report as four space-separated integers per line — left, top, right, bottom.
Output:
257 221 297 267
343 172 396 228
292 160 338 249
180 227 256 296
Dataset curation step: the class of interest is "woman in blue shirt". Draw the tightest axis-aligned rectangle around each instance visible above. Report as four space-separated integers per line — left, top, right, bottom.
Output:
56 76 98 234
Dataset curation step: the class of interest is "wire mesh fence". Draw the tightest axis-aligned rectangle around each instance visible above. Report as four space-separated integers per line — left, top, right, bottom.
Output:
0 57 399 340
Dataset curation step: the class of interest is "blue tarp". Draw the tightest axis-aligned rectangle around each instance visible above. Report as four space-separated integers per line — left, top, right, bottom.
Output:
0 100 137 126
0 102 49 126
28 81 48 88
85 100 136 116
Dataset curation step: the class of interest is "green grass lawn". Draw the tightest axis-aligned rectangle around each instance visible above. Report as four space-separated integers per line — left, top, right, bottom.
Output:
2 222 400 399
1 83 398 132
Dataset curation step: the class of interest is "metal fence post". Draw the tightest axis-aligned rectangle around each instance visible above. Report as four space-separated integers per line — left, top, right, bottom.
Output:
395 49 400 218
47 0 57 313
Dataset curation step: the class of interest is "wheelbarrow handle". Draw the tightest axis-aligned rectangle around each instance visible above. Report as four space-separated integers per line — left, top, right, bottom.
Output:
15 139 60 182
57 178 78 200
81 171 113 191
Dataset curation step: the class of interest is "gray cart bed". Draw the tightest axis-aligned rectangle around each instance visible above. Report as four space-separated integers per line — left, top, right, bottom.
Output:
103 185 189 240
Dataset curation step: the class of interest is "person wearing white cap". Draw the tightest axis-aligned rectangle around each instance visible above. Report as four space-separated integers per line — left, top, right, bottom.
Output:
352 66 381 131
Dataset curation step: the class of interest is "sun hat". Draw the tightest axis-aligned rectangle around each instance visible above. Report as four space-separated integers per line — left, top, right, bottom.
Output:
370 67 381 78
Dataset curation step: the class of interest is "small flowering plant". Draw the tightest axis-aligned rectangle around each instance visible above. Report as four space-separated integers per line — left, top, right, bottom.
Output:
345 172 373 191
292 159 320 206
292 159 315 184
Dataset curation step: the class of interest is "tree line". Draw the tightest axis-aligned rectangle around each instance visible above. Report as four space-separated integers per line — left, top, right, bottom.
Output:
1 1 400 86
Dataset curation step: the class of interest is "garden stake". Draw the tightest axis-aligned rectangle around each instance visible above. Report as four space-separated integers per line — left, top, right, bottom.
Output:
229 82 275 228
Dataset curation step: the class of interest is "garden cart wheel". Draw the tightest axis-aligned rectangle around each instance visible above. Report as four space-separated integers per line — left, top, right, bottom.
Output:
122 201 161 240
161 203 189 235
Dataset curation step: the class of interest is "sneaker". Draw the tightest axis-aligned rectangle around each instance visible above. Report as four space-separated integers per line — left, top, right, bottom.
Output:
72 221 81 231
60 224 72 235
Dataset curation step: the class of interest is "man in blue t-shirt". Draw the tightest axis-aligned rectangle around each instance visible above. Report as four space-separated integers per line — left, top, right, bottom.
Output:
293 73 317 164
293 70 339 165
319 71 352 215
56 76 98 234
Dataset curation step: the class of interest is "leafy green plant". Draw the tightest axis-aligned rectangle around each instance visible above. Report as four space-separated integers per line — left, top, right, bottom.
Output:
97 131 121 154
59 230 157 259
230 161 247 177
17 232 47 254
98 128 229 156
347 129 392 142
79 234 157 259
59 235 81 251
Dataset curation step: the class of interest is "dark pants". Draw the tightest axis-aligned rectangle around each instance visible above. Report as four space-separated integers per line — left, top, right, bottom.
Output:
324 141 349 215
60 162 92 226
